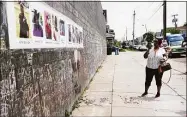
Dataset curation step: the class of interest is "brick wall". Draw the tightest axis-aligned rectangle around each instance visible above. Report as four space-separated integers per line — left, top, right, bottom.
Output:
0 2 106 116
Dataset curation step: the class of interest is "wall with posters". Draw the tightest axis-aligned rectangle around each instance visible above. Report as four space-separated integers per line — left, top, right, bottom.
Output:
0 1 106 117
6 2 83 49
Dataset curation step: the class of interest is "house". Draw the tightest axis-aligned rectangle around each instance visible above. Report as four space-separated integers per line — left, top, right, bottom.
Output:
176 26 186 38
160 26 186 38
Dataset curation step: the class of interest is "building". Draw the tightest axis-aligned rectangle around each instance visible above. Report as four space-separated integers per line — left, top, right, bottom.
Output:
176 26 186 38
160 26 186 38
103 10 115 55
134 36 143 45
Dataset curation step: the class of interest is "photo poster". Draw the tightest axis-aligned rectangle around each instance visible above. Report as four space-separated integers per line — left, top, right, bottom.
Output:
6 1 83 49
67 21 83 48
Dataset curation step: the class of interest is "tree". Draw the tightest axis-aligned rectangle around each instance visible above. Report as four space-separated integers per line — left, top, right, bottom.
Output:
114 39 121 47
143 32 154 42
143 32 154 49
166 28 180 34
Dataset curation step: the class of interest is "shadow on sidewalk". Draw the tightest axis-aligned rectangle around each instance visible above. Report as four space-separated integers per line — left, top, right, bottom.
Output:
135 96 159 102
175 110 186 116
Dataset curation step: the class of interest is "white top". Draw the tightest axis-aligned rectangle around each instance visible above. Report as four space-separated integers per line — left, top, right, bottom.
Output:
146 47 166 69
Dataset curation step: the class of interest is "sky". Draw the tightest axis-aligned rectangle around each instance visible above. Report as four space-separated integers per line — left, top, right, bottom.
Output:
101 1 186 41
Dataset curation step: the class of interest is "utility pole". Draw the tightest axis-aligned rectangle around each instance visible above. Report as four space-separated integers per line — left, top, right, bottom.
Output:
142 24 147 33
132 10 136 45
172 14 178 29
126 27 127 41
163 0 166 40
145 24 147 33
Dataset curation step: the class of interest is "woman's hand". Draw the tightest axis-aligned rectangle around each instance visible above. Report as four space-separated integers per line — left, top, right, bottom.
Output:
165 47 171 53
144 50 149 59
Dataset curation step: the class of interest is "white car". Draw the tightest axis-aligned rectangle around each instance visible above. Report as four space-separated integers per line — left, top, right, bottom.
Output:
135 45 141 50
139 45 148 51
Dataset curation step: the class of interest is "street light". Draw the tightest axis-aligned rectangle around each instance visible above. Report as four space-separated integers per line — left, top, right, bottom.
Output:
142 24 148 45
142 24 147 33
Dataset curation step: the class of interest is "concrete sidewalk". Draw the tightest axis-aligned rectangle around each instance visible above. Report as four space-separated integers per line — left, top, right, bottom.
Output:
72 52 186 116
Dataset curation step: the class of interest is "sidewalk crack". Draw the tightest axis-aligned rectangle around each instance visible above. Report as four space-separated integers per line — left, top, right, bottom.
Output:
110 60 116 117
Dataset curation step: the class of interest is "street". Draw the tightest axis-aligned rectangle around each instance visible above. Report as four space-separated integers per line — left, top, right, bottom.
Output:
138 51 186 74
72 51 186 116
172 56 186 64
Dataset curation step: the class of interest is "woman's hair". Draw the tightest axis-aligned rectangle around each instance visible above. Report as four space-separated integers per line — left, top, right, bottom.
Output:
154 39 162 46
158 39 162 46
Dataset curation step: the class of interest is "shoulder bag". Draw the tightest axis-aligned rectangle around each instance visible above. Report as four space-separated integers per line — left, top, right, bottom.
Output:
159 59 172 83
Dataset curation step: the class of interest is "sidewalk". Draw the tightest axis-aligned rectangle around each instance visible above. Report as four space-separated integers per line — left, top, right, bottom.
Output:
72 52 186 116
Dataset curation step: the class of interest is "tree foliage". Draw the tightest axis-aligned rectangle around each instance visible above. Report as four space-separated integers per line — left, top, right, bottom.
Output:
143 32 154 43
114 39 121 47
143 32 154 49
166 28 180 34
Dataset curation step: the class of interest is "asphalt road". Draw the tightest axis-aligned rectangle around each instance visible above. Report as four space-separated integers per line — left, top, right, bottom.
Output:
138 51 186 73
171 55 186 64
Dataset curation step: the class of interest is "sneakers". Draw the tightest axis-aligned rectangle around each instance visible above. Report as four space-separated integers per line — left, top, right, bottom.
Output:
141 92 161 98
141 92 148 97
155 92 160 98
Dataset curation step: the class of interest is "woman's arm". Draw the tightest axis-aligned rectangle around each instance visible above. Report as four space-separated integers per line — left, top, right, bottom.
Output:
144 50 149 59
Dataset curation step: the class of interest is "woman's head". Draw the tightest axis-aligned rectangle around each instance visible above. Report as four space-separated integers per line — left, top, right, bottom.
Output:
153 39 162 48
20 4 24 13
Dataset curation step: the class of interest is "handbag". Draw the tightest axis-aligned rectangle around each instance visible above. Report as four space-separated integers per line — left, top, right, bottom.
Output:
159 59 172 72
160 62 172 72
159 60 172 83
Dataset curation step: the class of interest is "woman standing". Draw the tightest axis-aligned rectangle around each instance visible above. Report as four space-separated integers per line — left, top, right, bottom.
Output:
142 39 167 98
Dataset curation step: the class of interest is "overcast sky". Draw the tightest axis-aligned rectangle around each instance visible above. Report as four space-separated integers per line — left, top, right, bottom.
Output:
101 1 186 41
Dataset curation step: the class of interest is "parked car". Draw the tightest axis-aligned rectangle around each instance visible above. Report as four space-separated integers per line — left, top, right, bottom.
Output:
132 45 141 50
135 45 141 50
139 45 148 51
167 34 186 57
124 45 130 49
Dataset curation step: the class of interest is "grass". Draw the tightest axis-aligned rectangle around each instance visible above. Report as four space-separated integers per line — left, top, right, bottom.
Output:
119 49 126 52
125 48 137 51
96 65 103 73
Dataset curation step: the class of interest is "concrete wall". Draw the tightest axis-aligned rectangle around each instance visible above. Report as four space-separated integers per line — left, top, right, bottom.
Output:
0 2 106 116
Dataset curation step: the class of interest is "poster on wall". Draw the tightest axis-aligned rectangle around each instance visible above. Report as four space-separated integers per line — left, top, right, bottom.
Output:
59 19 66 44
6 1 83 49
15 1 30 39
44 11 52 40
66 22 83 48
67 23 72 46
30 4 44 45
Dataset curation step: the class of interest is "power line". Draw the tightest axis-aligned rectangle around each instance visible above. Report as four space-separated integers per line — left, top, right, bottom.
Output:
147 2 163 22
135 1 155 15
147 1 155 9
135 2 161 27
